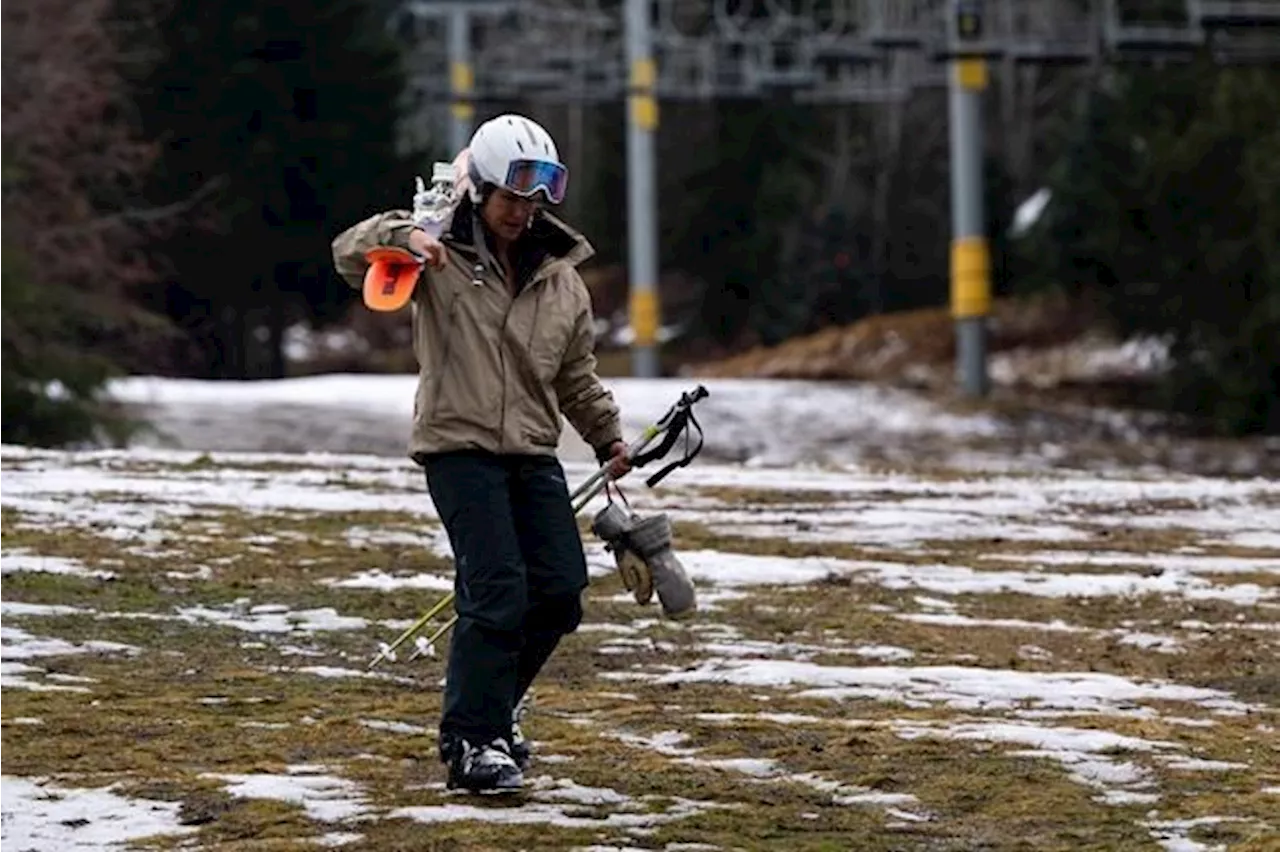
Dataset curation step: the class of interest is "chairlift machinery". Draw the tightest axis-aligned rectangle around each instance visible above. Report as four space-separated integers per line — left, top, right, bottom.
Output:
390 0 1277 394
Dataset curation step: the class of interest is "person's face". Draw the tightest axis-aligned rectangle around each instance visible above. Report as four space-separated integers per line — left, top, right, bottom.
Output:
481 188 538 243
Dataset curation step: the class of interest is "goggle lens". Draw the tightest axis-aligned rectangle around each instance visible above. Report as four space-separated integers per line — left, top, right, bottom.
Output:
504 159 567 204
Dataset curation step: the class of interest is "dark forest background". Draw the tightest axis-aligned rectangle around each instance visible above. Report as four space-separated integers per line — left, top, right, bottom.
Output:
3 0 1277 447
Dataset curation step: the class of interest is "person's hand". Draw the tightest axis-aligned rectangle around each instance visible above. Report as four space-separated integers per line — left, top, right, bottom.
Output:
408 227 446 270
603 440 632 479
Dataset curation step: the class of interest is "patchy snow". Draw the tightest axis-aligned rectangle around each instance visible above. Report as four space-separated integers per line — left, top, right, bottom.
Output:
0 776 196 849
677 756 783 778
1143 816 1242 852
0 624 135 690
283 323 372 365
1218 531 1280 550
610 725 929 819
0 465 436 522
2 404 1276 848
1 549 117 580
1117 632 1184 654
1 662 93 694
847 560 1271 605
344 526 437 549
579 623 642 635
607 730 700 757
321 570 453 592
990 334 1172 389
595 631 912 664
692 509 1092 548
898 613 1090 633
165 565 213 581
984 549 1280 575
2 601 89 618
176 602 369 634
359 718 430 736
692 712 865 728
601 545 1274 604
853 644 917 662
894 721 1175 804
294 665 399 681
601 540 1267 606
899 613 1187 654
200 765 372 823
103 375 1007 468
605 660 1250 716
1159 757 1249 772
655 549 842 588
389 795 730 830
1 626 139 662
529 775 633 807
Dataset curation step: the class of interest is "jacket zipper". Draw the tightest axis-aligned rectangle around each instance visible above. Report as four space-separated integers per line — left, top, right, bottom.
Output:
496 266 518 451
525 285 544 355
497 301 513 452
498 264 553 451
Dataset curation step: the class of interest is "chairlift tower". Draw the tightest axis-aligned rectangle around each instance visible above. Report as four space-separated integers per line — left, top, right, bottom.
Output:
395 0 1280 388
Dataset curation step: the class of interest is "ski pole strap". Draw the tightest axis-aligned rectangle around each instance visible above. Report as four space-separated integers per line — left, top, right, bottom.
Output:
643 406 704 488
629 385 709 487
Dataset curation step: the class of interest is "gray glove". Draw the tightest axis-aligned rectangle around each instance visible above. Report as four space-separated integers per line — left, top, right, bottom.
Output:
591 503 697 620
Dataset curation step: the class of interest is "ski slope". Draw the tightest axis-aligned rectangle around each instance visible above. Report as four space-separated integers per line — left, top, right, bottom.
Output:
106 373 1007 468
2 376 1277 850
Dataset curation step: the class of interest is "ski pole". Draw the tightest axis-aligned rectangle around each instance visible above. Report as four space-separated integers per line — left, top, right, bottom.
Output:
405 612 459 662
367 385 709 668
396 411 697 663
366 456 619 671
568 384 709 507
367 586 458 669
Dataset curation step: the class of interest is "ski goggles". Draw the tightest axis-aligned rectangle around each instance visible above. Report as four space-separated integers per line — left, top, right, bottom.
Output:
504 158 568 205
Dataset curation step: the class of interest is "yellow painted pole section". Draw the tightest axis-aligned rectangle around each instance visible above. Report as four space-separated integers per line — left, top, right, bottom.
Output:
630 288 659 347
630 55 658 347
951 58 988 321
630 58 658 131
450 61 474 122
955 58 988 91
950 237 991 319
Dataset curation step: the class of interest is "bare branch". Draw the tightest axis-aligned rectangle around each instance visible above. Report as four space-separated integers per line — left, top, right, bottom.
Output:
2 0 170 297
44 177 228 238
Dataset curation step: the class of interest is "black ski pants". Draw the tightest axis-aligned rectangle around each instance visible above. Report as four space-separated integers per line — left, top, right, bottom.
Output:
423 450 588 751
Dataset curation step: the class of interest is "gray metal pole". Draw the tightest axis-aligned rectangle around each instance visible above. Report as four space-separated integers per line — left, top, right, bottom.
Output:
448 7 473 155
948 0 991 398
625 0 660 378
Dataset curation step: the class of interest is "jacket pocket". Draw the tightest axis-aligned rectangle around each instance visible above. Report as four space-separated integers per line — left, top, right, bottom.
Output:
427 293 461 422
526 289 575 384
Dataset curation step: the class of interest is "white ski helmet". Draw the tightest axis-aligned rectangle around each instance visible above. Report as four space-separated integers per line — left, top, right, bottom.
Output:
465 114 568 205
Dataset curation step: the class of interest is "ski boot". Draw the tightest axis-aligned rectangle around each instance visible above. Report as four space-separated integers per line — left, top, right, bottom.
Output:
441 735 524 793
510 700 531 771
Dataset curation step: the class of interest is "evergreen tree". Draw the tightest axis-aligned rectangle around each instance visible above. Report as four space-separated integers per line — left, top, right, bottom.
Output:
671 99 817 347
1 0 169 446
131 0 416 378
0 239 134 446
1021 62 1280 434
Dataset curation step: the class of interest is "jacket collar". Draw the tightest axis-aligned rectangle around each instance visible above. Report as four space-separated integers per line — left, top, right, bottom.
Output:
443 197 595 287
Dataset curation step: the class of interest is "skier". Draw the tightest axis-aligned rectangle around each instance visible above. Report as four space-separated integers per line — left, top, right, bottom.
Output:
331 114 631 793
